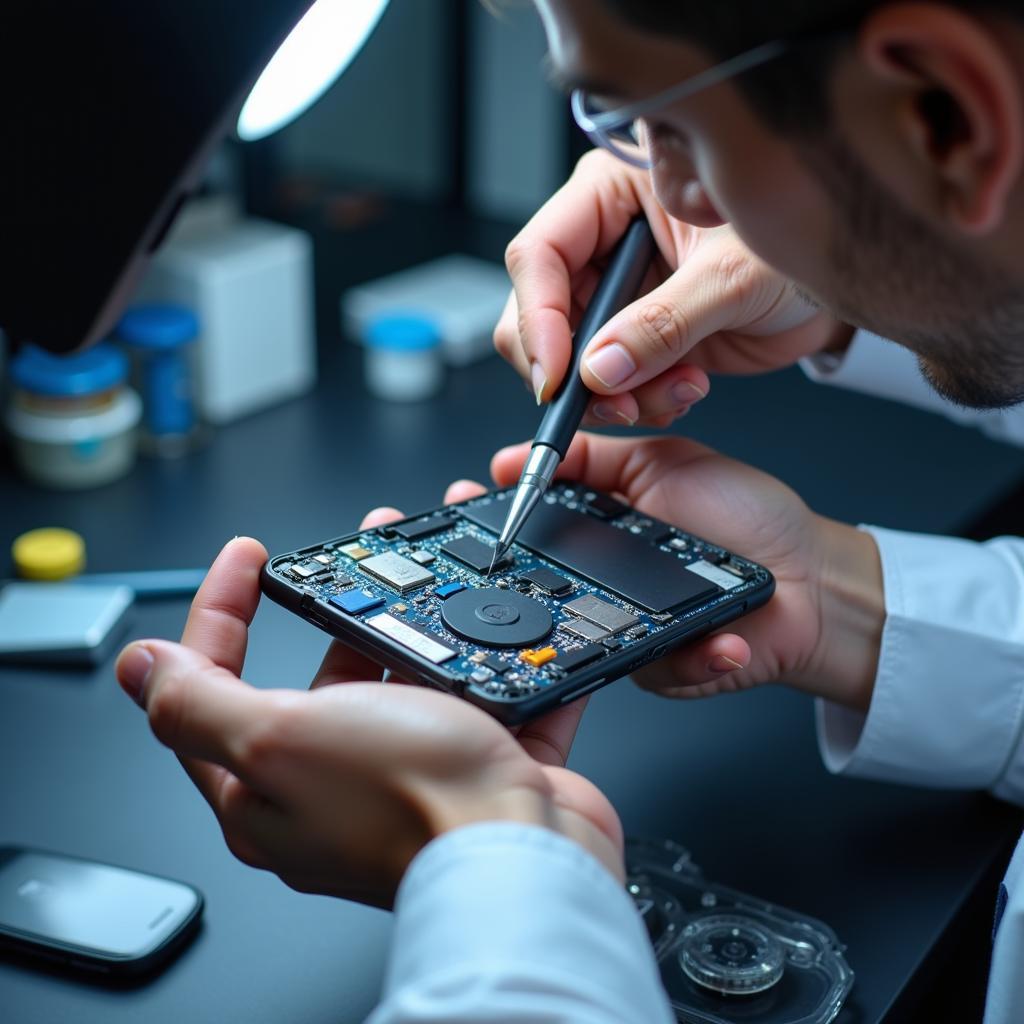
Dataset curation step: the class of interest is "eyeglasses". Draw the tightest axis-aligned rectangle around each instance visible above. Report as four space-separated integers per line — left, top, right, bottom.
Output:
570 39 789 169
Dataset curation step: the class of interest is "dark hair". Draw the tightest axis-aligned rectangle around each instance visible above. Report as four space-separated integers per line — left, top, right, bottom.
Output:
600 2 1020 133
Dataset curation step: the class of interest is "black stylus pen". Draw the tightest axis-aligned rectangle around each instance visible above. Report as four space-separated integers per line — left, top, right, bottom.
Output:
488 217 657 574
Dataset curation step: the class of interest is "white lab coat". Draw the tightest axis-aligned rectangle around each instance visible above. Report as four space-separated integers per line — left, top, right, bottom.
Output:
368 330 1024 1024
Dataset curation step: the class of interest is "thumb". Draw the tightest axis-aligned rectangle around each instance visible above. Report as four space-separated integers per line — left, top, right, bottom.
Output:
116 638 265 768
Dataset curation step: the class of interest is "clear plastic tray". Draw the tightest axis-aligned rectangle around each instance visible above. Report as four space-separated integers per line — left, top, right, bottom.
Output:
626 839 854 1024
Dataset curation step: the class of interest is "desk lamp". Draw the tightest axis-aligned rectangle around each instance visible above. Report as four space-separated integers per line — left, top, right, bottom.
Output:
0 0 389 355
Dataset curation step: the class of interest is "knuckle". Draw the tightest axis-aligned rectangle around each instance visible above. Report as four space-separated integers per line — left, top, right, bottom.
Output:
223 828 264 869
504 237 530 277
493 319 515 360
714 247 760 300
234 694 302 770
146 672 189 745
635 300 689 357
573 147 613 177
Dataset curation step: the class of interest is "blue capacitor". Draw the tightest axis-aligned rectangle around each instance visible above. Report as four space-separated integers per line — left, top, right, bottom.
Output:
118 305 198 437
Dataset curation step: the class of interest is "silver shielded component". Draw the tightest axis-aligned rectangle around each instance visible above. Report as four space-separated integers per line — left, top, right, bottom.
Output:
366 613 456 664
563 593 640 635
359 551 436 594
560 617 610 642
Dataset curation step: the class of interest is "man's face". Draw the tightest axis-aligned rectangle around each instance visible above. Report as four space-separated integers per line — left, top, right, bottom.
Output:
537 0 1024 409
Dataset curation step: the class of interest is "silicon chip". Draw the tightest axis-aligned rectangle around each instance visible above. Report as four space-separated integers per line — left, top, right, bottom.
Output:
560 618 609 642
359 551 435 593
553 643 606 672
520 568 573 596
394 515 452 541
483 655 511 675
436 581 467 599
722 559 756 580
287 562 319 578
330 589 385 615
441 535 512 574
410 550 436 565
461 499 720 613
686 560 742 591
340 543 372 561
563 594 639 635
585 492 628 520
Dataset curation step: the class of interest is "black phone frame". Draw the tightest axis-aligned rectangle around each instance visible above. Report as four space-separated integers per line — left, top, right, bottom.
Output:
261 488 775 725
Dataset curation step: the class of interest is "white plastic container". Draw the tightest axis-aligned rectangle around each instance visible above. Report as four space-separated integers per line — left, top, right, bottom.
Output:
6 344 141 489
363 314 444 402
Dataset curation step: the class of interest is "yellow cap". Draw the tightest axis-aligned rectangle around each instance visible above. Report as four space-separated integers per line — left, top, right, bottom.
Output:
12 527 86 581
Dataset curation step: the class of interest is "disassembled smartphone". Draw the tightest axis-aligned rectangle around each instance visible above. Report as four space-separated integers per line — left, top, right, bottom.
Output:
261 484 775 724
626 838 854 1024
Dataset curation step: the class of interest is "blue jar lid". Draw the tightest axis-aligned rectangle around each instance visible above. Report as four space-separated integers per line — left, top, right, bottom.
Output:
118 304 199 350
11 343 128 397
365 313 440 352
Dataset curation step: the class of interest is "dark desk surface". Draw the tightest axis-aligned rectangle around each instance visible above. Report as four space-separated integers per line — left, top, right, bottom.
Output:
3 315 1024 1022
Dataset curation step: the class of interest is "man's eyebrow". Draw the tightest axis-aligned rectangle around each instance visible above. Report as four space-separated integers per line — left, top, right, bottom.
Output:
542 55 625 98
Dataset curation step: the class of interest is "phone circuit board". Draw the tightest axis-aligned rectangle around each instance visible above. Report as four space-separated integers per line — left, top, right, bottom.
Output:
261 484 774 723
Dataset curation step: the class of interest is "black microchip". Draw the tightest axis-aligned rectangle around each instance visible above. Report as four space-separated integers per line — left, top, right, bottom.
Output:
441 535 513 574
647 527 676 546
394 514 452 541
585 492 628 520
462 500 719 614
723 559 757 580
483 655 511 675
553 643 606 673
519 567 573 596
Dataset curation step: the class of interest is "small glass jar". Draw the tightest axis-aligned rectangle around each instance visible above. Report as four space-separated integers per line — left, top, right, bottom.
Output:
363 313 444 402
117 304 199 456
6 344 141 489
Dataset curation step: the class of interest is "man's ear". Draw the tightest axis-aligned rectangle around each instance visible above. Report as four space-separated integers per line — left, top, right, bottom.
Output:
856 2 1023 234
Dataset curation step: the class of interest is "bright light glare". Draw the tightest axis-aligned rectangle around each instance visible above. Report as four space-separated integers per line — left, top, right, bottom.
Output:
237 0 389 141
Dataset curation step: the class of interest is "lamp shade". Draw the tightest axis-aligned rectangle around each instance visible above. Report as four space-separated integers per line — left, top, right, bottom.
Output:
0 1 386 354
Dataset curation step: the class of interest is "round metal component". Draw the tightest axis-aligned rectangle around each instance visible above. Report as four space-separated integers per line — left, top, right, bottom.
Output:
441 586 553 648
679 914 785 996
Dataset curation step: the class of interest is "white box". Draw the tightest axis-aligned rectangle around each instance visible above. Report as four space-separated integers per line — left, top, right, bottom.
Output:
341 254 511 366
136 218 316 423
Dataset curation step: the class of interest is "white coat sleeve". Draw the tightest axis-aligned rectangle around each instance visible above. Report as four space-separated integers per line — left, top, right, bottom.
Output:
816 527 1024 806
801 329 1024 447
367 822 675 1024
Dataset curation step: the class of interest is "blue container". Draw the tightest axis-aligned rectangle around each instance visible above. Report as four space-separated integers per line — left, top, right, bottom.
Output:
11 343 128 398
118 305 198 438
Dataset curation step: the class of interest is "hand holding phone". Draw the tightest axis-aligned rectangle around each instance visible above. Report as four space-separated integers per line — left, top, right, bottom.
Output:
115 534 623 908
490 432 876 710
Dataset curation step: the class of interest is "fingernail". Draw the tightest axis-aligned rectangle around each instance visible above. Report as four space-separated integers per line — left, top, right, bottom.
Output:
592 402 617 423
585 344 636 388
709 655 745 673
672 380 706 404
117 643 154 707
530 362 547 405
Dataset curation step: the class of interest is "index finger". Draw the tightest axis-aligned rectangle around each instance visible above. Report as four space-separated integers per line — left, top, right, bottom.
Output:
504 156 655 401
180 536 269 677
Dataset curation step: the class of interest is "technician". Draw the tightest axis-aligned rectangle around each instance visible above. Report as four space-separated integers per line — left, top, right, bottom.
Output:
115 1 1024 1022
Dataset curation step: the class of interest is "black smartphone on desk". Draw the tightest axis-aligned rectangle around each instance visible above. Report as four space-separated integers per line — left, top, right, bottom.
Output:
0 846 203 977
262 484 775 724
